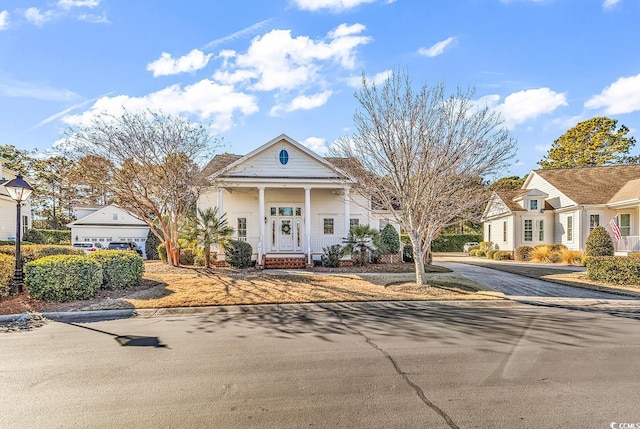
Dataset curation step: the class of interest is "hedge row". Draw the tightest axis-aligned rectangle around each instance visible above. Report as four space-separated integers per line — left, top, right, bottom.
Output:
24 250 144 302
468 249 512 260
0 244 84 263
23 229 72 245
584 256 640 286
431 234 483 252
0 254 14 298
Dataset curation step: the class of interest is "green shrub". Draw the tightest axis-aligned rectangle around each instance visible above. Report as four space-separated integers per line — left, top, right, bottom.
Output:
0 244 84 263
145 230 162 260
493 251 511 260
23 229 71 245
479 241 493 251
225 240 253 269
485 250 497 260
321 244 345 268
380 224 401 254
585 226 614 257
584 256 640 285
476 249 486 258
158 243 167 263
431 234 483 252
87 250 144 289
515 246 534 261
179 248 195 266
25 255 102 302
0 254 14 298
194 254 206 267
468 249 478 257
403 244 414 262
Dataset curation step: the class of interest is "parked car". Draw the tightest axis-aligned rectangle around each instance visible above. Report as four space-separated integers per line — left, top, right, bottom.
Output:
72 242 105 254
107 241 143 256
463 242 479 253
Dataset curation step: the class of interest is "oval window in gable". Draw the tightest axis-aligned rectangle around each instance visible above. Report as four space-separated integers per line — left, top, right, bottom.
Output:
279 149 289 165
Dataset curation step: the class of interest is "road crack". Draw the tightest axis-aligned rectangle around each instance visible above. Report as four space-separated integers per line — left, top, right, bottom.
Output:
323 305 460 429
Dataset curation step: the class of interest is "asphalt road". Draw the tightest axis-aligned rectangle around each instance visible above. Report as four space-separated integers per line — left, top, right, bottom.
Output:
2 301 640 429
437 261 635 299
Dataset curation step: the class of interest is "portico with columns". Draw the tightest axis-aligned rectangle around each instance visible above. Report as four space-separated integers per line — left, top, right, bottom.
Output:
198 134 382 267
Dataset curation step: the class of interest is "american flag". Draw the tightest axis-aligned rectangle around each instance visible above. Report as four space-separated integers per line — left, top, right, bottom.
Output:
608 216 622 242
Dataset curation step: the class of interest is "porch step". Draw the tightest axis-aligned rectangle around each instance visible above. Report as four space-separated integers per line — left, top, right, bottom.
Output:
264 256 306 269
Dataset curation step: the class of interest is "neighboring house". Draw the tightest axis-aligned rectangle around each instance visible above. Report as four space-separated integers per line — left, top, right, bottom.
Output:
198 134 395 267
67 205 150 258
482 165 640 255
0 158 32 241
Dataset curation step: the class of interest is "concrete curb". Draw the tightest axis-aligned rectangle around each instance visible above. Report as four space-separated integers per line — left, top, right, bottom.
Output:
1 300 525 325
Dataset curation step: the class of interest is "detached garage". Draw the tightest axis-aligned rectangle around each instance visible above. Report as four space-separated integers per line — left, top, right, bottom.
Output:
67 205 150 258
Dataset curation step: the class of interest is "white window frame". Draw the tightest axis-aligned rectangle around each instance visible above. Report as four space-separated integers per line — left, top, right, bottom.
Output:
620 213 631 237
567 216 573 241
524 219 533 242
503 221 507 243
530 200 538 210
323 218 335 235
536 219 544 241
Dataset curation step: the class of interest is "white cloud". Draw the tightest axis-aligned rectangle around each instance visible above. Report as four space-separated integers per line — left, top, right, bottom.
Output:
603 0 621 9
418 37 457 58
62 79 259 131
0 78 79 101
347 69 391 88
215 24 371 92
57 0 100 9
302 136 328 154
534 143 552 152
271 90 333 115
77 13 110 23
292 0 378 12
479 88 568 128
25 7 55 27
147 49 213 77
584 73 640 115
0 10 9 30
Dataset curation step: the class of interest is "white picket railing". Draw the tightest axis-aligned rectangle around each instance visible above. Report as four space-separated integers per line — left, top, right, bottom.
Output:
615 236 640 252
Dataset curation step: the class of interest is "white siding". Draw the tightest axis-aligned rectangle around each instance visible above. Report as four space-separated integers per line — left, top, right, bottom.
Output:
484 215 515 251
0 197 17 240
527 172 575 209
226 140 336 178
556 209 580 250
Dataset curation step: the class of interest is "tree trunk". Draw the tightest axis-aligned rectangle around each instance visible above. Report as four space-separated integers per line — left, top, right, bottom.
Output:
408 232 428 285
165 240 180 266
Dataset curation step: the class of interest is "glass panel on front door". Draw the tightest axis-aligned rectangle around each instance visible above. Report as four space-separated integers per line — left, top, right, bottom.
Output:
269 206 303 252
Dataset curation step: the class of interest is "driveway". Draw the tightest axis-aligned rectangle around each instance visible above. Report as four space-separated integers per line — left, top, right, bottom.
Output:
436 261 636 299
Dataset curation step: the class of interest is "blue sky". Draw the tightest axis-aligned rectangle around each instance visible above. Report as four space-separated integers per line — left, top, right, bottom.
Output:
1 0 639 177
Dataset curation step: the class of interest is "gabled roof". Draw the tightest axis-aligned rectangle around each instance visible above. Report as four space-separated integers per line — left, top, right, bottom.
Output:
532 165 640 205
609 177 640 204
495 189 528 212
67 204 147 227
201 133 354 181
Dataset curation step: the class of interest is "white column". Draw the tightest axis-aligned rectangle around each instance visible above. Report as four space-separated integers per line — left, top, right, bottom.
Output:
217 187 224 214
258 186 265 265
305 187 311 265
344 186 351 238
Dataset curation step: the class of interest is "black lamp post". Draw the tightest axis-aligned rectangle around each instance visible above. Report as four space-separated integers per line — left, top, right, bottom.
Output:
4 174 33 295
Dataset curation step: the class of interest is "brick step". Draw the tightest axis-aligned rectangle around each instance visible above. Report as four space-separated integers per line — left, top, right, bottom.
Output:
264 257 306 269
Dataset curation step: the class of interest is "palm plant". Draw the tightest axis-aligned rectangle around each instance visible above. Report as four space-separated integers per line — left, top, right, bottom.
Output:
343 225 380 266
183 207 234 268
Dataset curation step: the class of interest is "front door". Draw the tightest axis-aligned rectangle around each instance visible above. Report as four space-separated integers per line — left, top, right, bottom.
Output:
279 218 294 251
269 206 303 252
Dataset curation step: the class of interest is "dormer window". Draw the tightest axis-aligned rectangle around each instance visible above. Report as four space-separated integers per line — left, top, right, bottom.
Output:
530 200 538 210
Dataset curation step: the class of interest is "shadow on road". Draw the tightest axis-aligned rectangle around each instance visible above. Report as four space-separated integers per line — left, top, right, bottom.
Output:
63 322 169 348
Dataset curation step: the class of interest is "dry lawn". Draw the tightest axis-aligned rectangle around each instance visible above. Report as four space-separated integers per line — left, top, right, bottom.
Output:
81 262 502 311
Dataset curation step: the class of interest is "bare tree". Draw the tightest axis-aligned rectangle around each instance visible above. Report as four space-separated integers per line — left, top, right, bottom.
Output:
66 109 220 266
332 70 516 285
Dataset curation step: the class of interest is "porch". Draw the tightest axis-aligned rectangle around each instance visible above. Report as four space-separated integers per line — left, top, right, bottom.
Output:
614 236 640 255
